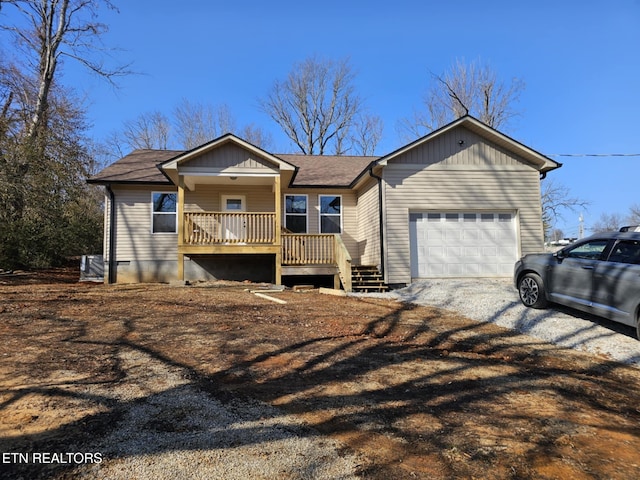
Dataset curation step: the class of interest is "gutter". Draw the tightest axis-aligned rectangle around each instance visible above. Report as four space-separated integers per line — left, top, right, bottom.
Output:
368 166 385 277
106 185 116 284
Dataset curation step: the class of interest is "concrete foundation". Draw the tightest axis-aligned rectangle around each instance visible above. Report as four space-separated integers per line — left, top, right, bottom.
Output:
108 255 276 284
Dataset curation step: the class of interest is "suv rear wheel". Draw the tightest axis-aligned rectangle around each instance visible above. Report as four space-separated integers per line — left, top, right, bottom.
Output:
518 273 548 309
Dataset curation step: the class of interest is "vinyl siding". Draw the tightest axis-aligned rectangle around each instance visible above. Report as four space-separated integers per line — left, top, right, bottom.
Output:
356 177 381 267
382 126 545 285
111 185 178 262
282 188 359 262
393 126 532 168
183 143 278 171
185 184 275 212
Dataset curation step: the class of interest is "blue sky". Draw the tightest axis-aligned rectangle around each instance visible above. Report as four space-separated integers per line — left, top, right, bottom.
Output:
3 0 639 236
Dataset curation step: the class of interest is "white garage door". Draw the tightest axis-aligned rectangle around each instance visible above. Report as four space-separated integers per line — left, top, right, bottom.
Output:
410 212 518 278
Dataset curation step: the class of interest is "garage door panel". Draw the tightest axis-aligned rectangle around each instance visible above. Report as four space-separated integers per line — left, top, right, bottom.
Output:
464 264 481 276
427 230 444 241
462 246 481 258
446 246 462 258
410 212 517 278
428 247 446 261
482 246 498 257
462 229 479 241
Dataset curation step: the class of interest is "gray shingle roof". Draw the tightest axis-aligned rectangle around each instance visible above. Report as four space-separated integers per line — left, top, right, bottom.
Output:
89 149 377 187
279 154 377 187
89 149 182 184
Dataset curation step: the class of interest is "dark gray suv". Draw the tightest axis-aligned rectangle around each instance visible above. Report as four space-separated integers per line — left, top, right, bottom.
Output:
514 230 640 339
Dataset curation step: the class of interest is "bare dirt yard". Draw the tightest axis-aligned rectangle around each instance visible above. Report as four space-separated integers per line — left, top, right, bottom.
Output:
2 269 640 479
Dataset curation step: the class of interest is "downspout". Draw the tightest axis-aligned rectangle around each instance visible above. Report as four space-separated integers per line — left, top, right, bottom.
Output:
106 185 116 284
368 166 385 277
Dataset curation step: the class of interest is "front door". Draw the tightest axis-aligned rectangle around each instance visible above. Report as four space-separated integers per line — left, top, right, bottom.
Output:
221 195 246 242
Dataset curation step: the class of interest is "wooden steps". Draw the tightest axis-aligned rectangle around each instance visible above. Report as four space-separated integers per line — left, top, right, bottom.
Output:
351 265 388 293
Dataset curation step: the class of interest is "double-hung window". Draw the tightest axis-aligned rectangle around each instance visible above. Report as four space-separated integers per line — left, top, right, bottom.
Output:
285 195 307 233
319 195 342 234
152 192 177 234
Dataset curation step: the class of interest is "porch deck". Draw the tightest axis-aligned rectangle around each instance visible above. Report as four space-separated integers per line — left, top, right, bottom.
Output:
179 212 352 290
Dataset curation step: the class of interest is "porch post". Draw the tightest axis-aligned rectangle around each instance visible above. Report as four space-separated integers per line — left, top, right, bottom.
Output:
177 175 185 280
274 175 282 285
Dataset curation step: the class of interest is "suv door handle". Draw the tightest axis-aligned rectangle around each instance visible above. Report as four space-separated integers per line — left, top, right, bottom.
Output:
581 265 594 270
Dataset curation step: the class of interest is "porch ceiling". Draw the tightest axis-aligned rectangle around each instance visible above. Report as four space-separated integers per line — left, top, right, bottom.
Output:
183 174 276 190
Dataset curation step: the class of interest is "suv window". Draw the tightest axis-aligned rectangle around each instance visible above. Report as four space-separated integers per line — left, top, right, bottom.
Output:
608 240 640 265
565 239 609 260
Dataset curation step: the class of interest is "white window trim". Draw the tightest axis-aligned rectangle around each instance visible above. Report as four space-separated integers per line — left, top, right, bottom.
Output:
221 194 246 212
284 194 308 233
151 191 178 234
318 194 343 234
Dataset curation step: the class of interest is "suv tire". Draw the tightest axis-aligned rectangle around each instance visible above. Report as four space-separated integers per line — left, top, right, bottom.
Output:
518 273 548 309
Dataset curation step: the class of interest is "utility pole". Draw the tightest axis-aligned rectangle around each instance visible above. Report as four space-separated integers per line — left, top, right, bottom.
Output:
578 213 584 239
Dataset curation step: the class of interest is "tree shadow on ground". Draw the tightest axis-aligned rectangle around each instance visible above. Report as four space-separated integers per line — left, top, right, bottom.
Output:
2 285 640 479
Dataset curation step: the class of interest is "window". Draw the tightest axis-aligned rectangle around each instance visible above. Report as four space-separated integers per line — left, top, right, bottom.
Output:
152 192 177 233
319 195 342 233
566 239 609 260
285 195 307 233
608 240 640 264
221 195 246 212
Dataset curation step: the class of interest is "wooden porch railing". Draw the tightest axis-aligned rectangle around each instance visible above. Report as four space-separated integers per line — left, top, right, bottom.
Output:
183 212 276 244
334 234 352 292
282 234 352 291
181 221 352 290
282 234 334 264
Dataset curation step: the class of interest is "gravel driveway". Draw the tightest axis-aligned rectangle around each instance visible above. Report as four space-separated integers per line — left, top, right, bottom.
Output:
358 279 640 368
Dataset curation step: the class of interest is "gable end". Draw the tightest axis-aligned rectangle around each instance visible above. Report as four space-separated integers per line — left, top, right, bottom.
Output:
181 143 278 172
389 126 538 169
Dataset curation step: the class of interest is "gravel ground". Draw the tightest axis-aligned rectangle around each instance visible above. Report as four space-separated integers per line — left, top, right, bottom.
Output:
69 345 362 479
357 279 640 368
17 278 640 479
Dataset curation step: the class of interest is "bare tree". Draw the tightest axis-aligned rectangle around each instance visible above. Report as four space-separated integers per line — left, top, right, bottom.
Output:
0 0 126 267
628 204 640 224
121 111 171 150
260 56 377 155
549 228 565 243
591 212 626 233
239 123 273 150
108 101 275 156
350 113 383 156
590 206 640 234
541 178 589 239
401 58 525 138
173 99 236 149
0 0 129 144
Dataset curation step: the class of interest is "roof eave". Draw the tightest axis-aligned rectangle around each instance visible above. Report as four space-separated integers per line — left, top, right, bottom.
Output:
86 179 172 186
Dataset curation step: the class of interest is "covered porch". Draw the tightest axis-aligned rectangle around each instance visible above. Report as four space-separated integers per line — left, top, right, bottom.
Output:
160 134 352 290
177 212 352 290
